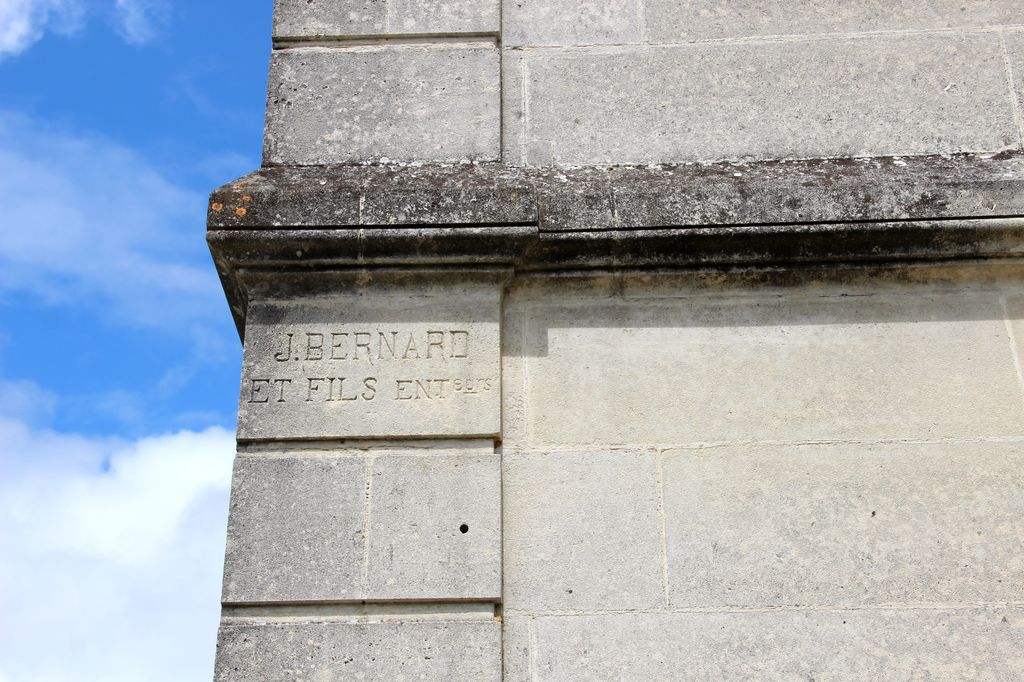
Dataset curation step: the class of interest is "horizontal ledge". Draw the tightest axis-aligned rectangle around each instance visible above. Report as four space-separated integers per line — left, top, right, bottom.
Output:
209 154 1024 233
207 155 1024 336
210 218 1024 268
235 431 503 445
238 438 498 454
221 601 498 624
272 33 499 49
503 602 1024 617
209 219 1024 338
503 23 1024 51
503 434 1024 455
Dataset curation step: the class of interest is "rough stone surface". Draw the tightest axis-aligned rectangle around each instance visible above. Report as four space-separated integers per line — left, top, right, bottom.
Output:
512 288 1024 446
503 451 663 611
273 0 499 37
209 155 1024 231
503 609 1024 680
264 46 499 165
503 0 641 47
274 0 386 38
504 34 1018 165
222 447 500 604
209 163 538 229
222 454 365 603
237 287 501 440
387 0 499 35
644 0 1024 43
604 156 1024 231
216 619 501 681
1007 30 1024 144
663 441 1024 608
366 451 501 599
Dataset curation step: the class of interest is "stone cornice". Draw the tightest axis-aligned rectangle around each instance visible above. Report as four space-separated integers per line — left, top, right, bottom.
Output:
208 153 1024 336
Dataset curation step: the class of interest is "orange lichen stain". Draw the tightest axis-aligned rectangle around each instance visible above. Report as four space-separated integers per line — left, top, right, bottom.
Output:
235 207 248 217
494 616 503 623
211 202 224 212
241 195 253 203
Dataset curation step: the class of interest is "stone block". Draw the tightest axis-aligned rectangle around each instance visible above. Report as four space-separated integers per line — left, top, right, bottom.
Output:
264 46 499 165
388 0 499 34
503 33 1017 165
503 0 641 47
222 447 500 603
366 451 501 599
237 287 501 440
644 0 1024 43
274 0 386 38
514 288 1024 446
222 454 365 604
273 0 499 38
215 619 501 681
505 609 1024 680
502 451 663 611
663 441 1024 608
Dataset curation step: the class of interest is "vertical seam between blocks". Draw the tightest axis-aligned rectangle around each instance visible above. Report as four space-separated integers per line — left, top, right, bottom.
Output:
523 304 534 448
499 443 507 680
527 617 539 682
497 284 508 682
998 31 1024 150
361 454 375 590
498 49 506 162
655 449 670 607
1000 295 1024 414
521 53 531 165
498 0 505 159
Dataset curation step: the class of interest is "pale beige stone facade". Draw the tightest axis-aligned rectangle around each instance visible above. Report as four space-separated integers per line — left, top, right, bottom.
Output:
500 268 1024 678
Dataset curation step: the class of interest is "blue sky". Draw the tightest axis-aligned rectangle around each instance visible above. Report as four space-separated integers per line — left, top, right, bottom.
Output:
0 1 272 679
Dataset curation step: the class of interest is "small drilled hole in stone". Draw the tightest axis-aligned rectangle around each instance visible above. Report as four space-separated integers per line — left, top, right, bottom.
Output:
459 524 469 534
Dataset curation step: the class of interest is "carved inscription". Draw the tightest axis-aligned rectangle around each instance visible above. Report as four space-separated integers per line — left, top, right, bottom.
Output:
272 330 471 363
237 296 501 440
247 330 494 405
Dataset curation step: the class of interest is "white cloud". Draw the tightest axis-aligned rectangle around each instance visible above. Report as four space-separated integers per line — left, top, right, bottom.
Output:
0 377 56 423
0 0 84 57
0 383 235 682
0 110 224 330
112 0 166 45
0 0 165 59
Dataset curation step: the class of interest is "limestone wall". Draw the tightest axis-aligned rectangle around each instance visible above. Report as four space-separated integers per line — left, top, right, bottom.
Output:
500 267 1024 678
266 0 1024 165
212 262 1024 680
209 1 1024 679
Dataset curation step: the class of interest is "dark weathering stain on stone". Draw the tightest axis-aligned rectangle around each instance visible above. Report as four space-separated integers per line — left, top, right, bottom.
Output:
206 153 1024 336
208 152 1024 233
